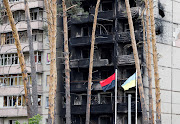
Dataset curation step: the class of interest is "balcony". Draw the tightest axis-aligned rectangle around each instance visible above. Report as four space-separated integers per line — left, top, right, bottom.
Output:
71 10 114 24
71 80 126 93
117 102 141 113
117 54 135 66
0 41 43 54
0 107 27 117
60 104 113 116
0 85 43 95
0 21 44 33
0 106 42 117
116 31 142 43
118 7 141 19
71 81 102 92
70 35 114 46
70 58 109 68
60 102 141 117
9 0 43 12
0 63 43 75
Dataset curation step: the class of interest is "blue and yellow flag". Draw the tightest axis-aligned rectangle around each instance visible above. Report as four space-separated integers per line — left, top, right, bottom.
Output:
121 73 136 90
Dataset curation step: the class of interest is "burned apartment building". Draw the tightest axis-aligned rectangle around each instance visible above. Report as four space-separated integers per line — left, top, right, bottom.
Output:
58 0 143 123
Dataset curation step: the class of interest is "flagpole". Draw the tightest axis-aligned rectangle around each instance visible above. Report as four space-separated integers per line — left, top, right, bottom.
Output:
135 70 138 124
115 69 117 124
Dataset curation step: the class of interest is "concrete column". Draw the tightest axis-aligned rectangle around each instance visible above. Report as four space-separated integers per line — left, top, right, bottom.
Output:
128 94 131 124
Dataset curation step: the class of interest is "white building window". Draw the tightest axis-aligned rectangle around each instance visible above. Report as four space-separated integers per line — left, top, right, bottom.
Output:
38 95 41 106
47 53 50 64
46 75 50 86
9 120 16 124
0 54 19 66
0 74 32 86
35 52 42 64
46 97 49 108
3 95 25 107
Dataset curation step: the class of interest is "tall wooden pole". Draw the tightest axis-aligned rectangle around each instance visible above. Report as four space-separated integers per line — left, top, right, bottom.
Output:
24 0 38 116
125 0 148 123
62 0 71 124
85 0 100 124
3 0 33 118
145 0 155 123
149 0 161 123
44 0 57 123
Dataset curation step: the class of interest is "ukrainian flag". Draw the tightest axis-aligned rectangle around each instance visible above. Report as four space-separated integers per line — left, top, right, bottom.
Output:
121 73 136 90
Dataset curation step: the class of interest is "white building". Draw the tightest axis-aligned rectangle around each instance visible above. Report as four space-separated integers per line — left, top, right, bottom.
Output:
0 0 50 123
143 0 180 124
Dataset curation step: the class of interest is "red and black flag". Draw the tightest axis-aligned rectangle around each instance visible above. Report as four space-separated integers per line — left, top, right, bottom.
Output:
99 73 115 92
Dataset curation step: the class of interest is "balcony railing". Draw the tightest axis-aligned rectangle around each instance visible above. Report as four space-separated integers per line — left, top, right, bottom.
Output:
70 35 114 46
118 7 141 19
117 54 135 66
60 102 141 117
70 58 109 68
70 7 140 24
71 10 114 24
116 31 142 43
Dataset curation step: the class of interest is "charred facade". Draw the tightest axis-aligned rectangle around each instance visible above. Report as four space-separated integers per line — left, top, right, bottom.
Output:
59 0 143 123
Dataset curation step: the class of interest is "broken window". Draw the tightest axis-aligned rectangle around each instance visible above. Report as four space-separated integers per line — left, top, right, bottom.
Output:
96 24 113 35
123 23 129 32
100 0 113 11
82 94 87 105
81 27 89 36
101 47 112 63
99 92 112 104
99 116 111 124
129 0 136 7
101 70 112 79
81 49 89 58
83 72 88 81
91 95 98 105
74 95 82 105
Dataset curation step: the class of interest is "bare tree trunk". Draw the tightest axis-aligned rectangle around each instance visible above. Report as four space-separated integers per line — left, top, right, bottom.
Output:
86 0 100 124
24 0 38 116
125 0 148 123
144 0 155 123
44 0 57 123
62 0 71 124
3 0 33 118
148 0 161 123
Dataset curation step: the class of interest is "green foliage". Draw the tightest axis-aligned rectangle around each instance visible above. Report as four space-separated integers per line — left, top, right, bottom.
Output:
29 114 42 124
14 114 42 124
15 121 20 124
58 0 88 19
